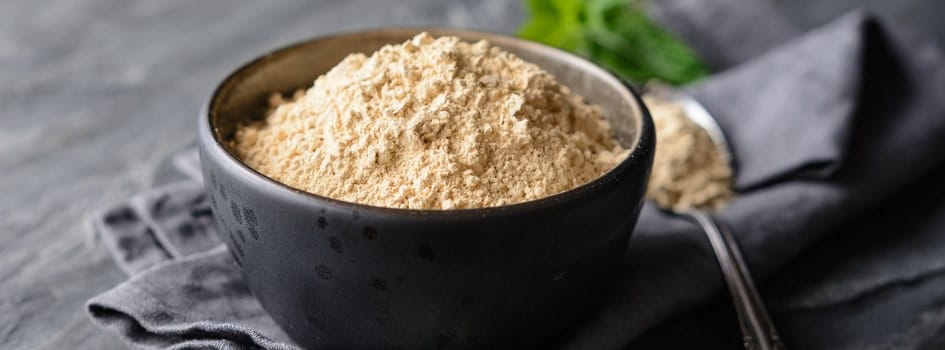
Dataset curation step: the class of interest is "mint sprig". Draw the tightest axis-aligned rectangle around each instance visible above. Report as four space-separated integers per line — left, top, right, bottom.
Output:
519 0 708 85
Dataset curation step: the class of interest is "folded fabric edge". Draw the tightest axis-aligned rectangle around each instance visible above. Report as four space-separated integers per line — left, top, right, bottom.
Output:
172 148 203 184
85 246 297 350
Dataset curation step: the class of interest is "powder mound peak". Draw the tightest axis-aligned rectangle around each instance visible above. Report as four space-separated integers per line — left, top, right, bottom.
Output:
234 32 628 209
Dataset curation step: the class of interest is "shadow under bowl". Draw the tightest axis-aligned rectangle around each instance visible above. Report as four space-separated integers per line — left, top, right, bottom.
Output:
198 28 655 349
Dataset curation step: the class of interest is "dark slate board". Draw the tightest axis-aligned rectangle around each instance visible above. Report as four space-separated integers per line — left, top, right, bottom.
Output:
3 1 944 349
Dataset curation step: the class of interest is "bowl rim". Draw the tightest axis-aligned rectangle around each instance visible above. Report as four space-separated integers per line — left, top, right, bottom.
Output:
200 27 655 218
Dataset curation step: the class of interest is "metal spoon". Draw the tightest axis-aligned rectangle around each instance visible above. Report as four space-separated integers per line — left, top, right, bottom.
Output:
643 82 785 350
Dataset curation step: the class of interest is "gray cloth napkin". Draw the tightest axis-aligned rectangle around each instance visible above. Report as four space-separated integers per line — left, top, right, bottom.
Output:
562 11 945 349
86 8 945 350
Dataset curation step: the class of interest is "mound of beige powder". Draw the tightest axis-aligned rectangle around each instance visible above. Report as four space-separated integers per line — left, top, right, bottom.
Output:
232 33 628 210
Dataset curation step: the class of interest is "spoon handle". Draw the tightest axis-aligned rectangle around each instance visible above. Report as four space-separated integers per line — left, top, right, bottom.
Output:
684 211 786 350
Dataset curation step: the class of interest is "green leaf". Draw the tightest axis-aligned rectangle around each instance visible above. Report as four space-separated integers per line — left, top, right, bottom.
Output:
518 0 708 85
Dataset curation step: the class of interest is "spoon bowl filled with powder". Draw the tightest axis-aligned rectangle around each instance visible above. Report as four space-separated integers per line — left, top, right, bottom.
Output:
199 29 654 349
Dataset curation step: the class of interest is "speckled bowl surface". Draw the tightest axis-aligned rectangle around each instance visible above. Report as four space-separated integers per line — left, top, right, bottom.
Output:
198 28 654 349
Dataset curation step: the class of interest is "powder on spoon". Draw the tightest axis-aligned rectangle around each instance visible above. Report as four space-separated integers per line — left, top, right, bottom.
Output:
232 33 629 210
643 94 733 211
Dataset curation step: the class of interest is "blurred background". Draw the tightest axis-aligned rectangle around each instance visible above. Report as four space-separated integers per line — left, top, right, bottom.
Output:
2 0 944 349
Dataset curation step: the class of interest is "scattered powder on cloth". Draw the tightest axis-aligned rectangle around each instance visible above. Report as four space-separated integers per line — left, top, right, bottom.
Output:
232 33 629 210
643 94 733 211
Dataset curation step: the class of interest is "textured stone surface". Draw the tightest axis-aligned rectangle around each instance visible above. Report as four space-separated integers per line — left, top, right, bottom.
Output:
3 1 944 349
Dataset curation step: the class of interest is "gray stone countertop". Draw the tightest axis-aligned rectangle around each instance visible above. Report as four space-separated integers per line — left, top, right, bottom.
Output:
2 1 943 349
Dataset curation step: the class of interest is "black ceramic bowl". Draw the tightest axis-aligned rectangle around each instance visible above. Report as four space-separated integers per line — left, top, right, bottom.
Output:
198 28 654 349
